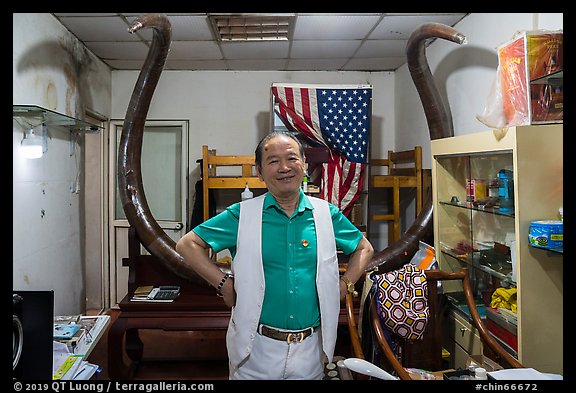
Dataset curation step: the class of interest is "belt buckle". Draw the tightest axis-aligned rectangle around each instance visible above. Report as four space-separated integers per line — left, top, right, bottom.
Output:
286 332 304 344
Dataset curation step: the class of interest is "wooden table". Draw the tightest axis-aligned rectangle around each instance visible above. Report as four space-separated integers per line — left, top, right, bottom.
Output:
107 287 231 379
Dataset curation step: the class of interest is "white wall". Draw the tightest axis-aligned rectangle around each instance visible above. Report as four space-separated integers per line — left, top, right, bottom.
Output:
111 70 395 210
13 13 112 315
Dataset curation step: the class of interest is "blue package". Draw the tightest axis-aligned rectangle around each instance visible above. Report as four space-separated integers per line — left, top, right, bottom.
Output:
528 220 563 249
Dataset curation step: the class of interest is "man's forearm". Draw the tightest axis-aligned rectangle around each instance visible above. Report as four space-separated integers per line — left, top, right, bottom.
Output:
342 236 374 284
176 234 228 289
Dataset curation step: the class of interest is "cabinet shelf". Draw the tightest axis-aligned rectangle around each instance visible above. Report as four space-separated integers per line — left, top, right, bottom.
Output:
530 244 563 254
13 105 102 132
440 249 515 285
439 200 515 218
530 70 563 85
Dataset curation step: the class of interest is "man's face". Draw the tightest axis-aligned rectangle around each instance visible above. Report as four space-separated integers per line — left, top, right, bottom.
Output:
257 135 305 198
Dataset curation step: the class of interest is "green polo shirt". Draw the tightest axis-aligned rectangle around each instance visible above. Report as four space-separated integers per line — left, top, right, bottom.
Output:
193 190 363 330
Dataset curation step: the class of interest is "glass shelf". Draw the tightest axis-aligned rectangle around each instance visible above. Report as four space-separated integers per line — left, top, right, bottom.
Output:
440 249 515 285
13 105 102 133
439 200 515 218
530 70 563 85
530 244 563 254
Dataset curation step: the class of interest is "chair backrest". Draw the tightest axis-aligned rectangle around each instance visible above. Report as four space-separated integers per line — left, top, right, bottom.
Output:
201 145 267 221
370 146 422 177
345 267 523 380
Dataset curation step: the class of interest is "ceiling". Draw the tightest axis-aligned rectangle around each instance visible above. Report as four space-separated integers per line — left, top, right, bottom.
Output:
52 13 468 72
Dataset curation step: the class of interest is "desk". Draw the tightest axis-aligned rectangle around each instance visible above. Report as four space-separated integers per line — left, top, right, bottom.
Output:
108 289 231 379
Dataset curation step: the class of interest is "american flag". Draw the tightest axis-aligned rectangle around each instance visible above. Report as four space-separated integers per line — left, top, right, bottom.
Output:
272 83 372 217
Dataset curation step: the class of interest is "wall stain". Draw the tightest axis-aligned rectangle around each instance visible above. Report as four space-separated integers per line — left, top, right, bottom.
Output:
58 35 97 119
46 81 57 110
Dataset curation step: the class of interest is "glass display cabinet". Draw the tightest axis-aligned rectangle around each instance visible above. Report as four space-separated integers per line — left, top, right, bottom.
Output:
431 124 563 374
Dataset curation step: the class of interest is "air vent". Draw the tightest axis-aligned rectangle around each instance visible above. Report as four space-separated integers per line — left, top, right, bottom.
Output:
209 14 295 42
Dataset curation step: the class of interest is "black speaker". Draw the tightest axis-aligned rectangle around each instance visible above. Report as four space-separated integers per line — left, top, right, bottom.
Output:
12 290 54 380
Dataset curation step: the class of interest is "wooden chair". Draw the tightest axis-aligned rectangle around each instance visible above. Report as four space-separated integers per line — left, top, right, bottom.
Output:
201 145 267 221
370 146 423 244
345 267 523 380
201 145 332 222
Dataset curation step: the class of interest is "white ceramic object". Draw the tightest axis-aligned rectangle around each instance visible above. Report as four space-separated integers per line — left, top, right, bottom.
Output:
342 358 399 380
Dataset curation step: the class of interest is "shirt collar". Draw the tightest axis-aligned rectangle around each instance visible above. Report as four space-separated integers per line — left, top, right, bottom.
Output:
263 189 314 213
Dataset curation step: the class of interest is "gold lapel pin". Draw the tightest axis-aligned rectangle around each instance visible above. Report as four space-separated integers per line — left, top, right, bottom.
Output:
301 240 309 247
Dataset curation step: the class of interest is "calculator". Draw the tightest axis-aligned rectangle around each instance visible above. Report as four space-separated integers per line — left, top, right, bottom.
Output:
148 286 180 300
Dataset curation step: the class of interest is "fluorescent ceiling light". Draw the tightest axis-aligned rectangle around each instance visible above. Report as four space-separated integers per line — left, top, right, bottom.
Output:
209 14 295 42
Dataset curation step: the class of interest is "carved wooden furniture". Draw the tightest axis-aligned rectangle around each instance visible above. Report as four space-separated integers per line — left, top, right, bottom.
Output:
344 267 523 380
107 227 231 379
369 146 423 244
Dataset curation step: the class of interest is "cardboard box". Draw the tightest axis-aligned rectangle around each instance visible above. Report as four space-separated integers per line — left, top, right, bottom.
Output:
498 30 563 126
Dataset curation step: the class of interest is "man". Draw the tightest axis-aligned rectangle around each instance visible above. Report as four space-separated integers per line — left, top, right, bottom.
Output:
176 132 373 379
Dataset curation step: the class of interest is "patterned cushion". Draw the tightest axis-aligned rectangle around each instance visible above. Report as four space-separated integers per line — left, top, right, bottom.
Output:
371 265 429 341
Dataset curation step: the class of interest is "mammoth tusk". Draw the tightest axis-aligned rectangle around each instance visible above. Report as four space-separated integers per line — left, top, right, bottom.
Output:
367 23 466 273
117 13 205 284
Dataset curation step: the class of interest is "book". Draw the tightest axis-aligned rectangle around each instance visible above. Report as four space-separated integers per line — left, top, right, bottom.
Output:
133 285 154 297
54 323 81 339
72 361 100 380
52 354 83 380
130 287 178 302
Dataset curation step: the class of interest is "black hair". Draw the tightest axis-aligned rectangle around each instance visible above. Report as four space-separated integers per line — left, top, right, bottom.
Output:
254 131 305 168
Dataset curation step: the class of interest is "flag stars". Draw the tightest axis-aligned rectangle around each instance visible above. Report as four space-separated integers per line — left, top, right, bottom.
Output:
313 87 371 164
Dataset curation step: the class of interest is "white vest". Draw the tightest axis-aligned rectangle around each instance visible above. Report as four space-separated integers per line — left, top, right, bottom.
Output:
226 193 340 373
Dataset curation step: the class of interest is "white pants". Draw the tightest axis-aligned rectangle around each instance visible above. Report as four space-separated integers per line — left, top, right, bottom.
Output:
229 327 325 380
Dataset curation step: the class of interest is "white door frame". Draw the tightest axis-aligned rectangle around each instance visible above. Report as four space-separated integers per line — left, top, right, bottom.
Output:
84 110 110 313
107 119 189 307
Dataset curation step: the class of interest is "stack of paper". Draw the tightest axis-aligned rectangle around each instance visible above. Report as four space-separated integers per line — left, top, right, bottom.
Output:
488 368 563 380
53 336 100 380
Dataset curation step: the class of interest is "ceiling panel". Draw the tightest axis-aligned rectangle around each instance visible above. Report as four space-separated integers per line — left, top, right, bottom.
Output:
355 40 407 57
220 41 290 59
52 12 468 71
369 14 468 39
169 41 222 60
292 14 382 40
290 40 362 59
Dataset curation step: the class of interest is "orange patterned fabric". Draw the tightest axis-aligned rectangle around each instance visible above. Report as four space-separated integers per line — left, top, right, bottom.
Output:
371 265 429 341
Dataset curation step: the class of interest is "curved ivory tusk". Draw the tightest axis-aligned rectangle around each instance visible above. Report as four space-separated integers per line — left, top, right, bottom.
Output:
118 14 205 284
367 23 466 273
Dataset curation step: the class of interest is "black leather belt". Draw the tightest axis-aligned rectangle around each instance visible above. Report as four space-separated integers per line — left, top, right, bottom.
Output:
259 324 316 344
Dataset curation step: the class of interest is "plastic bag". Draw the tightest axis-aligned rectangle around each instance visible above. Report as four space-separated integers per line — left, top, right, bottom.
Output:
409 241 438 270
476 68 508 129
476 64 529 129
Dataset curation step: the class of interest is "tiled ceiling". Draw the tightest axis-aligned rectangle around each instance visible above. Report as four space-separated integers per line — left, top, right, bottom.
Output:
52 13 468 72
